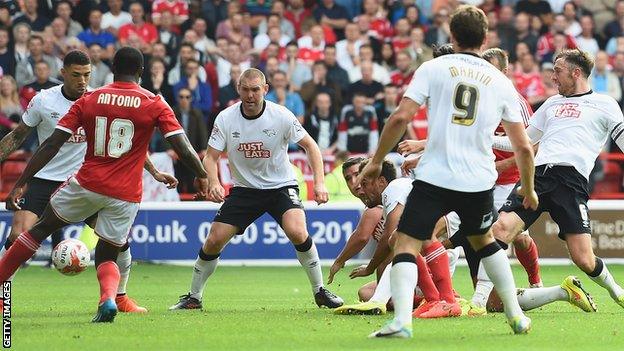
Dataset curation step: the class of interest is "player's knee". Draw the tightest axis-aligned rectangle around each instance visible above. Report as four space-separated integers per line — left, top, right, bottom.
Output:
570 251 595 273
358 285 374 302
491 216 516 244
513 233 531 250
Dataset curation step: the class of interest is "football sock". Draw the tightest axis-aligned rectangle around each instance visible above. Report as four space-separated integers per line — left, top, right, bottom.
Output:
516 286 567 311
391 254 417 327
471 262 494 309
116 247 132 295
447 247 461 277
416 254 440 302
588 257 624 299
189 248 219 300
514 233 541 285
369 265 392 304
478 242 524 320
423 241 455 302
294 236 323 294
0 232 40 282
97 261 120 304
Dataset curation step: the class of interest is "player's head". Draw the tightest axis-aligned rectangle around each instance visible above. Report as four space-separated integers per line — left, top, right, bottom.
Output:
61 50 91 98
449 5 488 51
552 49 593 96
237 68 269 114
342 156 367 201
482 47 509 74
112 46 144 81
432 43 454 58
357 158 397 207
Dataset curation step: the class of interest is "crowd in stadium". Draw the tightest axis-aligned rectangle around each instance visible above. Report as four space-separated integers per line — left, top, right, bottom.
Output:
0 0 623 195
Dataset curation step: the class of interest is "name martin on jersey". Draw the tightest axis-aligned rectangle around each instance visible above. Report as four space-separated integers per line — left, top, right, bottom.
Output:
448 66 493 85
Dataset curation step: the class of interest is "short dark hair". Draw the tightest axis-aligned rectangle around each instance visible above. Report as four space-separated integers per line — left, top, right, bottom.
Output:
179 42 195 51
433 43 454 58
342 156 366 174
112 46 144 76
286 40 298 47
555 49 594 78
29 35 44 44
324 44 336 50
358 159 397 183
64 50 90 67
450 5 488 49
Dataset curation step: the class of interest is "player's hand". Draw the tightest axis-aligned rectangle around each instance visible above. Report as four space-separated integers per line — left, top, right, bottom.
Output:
397 140 426 155
193 177 210 200
356 160 382 186
206 182 225 203
313 183 329 205
153 171 178 189
400 157 420 176
6 186 24 211
327 260 344 284
349 264 373 279
517 186 539 210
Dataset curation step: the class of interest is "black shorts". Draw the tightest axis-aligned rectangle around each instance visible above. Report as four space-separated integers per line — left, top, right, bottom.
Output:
397 180 495 241
21 177 63 216
214 186 304 233
500 165 590 240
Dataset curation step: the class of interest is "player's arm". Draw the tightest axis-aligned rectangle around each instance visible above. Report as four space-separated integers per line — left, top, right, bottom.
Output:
493 125 543 151
6 129 71 210
350 204 403 279
143 152 179 189
0 121 34 161
502 120 538 210
298 134 328 205
359 98 420 181
328 206 383 284
166 133 209 196
200 146 225 203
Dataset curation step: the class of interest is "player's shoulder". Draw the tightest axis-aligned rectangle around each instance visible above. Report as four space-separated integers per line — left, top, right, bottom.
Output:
217 101 242 119
383 177 412 198
34 84 62 101
266 100 297 121
587 91 621 107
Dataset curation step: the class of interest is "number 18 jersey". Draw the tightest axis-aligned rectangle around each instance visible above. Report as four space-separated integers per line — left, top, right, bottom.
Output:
403 53 523 192
57 81 184 202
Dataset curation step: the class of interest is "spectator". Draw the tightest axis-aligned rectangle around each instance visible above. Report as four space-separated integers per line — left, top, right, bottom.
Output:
404 27 433 72
539 62 558 102
245 0 273 17
218 64 241 109
424 7 450 47
355 14 381 55
514 53 546 108
254 18 292 50
536 14 577 62
562 1 581 37
612 51 624 107
19 61 60 103
55 1 83 38
404 4 424 30
335 22 362 71
514 0 552 22
12 22 31 63
313 0 350 40
348 60 384 106
303 92 339 154
143 57 174 105
575 15 600 58
510 12 538 61
337 93 378 155
590 51 622 102
87 43 112 89
168 42 207 86
118 2 158 54
0 75 24 122
540 32 571 64
158 11 183 56
266 70 305 123
348 45 390 85
13 0 50 32
603 0 624 40
216 42 251 87
258 0 296 39
151 42 173 69
390 51 414 91
15 35 62 88
200 0 228 39
190 18 216 55
391 18 412 53
0 26 15 77
376 84 408 141
77 9 116 60
284 0 312 38
496 6 516 53
49 17 72 59
101 0 132 37
216 10 252 50
606 36 624 57
279 41 312 91
380 42 396 72
171 87 208 193
299 61 342 115
323 44 350 94
173 59 213 122
152 0 189 28
297 24 326 64
360 0 393 41
264 56 281 79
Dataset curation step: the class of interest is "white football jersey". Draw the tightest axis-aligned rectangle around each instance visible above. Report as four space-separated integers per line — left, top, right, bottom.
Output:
21 85 87 181
403 53 523 192
381 177 413 219
209 101 307 189
531 91 624 180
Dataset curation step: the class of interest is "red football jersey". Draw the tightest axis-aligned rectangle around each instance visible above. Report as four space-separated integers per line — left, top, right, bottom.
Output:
151 0 189 20
493 92 533 185
56 81 183 202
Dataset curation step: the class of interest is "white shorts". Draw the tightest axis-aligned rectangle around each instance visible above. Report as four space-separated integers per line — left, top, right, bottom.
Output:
50 177 139 247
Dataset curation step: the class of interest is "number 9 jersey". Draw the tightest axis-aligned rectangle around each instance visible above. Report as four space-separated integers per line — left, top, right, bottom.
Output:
56 81 184 202
403 53 523 192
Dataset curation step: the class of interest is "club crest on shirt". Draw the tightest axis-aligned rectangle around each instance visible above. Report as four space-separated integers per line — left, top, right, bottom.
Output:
50 111 60 119
238 142 271 158
263 128 276 137
554 103 581 118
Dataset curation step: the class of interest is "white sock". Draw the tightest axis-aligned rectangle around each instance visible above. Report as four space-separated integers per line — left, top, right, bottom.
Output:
471 262 494 308
189 254 219 300
480 248 524 320
369 265 392 304
447 247 461 277
116 248 132 295
516 286 567 311
390 260 417 327
295 241 323 294
589 260 624 300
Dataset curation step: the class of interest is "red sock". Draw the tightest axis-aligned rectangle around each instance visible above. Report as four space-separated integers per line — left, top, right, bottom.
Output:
515 236 541 285
97 261 121 304
423 241 455 303
0 232 40 282
416 255 439 302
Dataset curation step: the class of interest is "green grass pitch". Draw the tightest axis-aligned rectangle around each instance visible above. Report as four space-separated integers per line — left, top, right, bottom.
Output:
7 264 624 350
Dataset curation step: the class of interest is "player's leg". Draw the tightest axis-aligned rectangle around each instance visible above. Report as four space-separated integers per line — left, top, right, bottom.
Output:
92 238 122 323
0 210 38 256
516 275 596 312
422 236 456 304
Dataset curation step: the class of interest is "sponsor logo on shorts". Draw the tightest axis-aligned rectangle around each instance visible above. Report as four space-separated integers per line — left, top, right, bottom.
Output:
480 212 493 230
579 204 590 228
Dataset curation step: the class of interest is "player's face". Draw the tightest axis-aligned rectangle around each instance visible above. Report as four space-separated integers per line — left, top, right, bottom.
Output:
62 64 91 98
237 76 268 113
552 58 577 96
358 176 382 207
343 164 366 201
